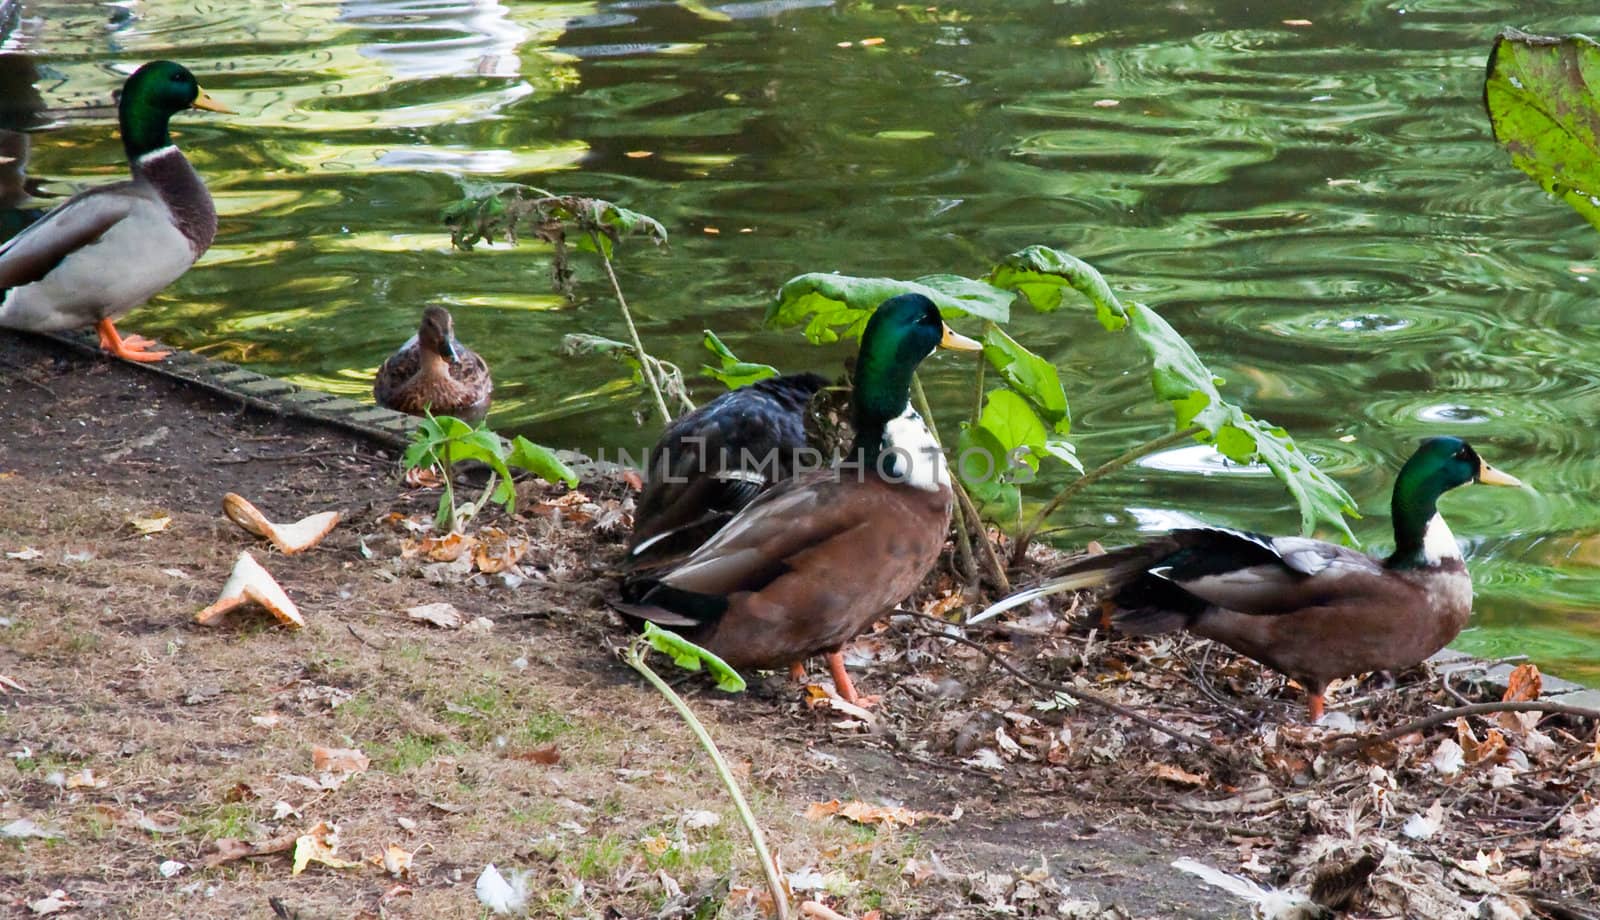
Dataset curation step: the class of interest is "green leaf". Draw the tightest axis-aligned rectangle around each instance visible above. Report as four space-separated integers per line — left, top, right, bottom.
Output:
506 436 581 488
1042 436 1084 474
986 246 1359 541
955 425 1021 524
767 272 1011 343
1126 303 1357 540
1485 29 1600 232
987 245 1129 331
641 623 747 693
982 326 1070 432
700 331 779 388
562 333 645 384
976 389 1049 467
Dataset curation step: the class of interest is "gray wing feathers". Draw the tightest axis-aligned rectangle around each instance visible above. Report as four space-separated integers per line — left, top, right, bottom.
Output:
0 187 135 289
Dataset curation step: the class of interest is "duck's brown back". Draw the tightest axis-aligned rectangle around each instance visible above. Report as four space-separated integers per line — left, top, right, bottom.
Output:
651 470 951 671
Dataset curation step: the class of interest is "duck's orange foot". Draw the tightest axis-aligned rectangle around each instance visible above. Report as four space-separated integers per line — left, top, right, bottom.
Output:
1306 691 1326 723
827 651 878 709
96 319 170 363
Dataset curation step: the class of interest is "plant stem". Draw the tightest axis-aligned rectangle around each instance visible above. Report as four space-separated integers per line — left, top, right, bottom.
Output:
1010 425 1204 566
910 375 1001 588
589 229 671 425
626 643 790 920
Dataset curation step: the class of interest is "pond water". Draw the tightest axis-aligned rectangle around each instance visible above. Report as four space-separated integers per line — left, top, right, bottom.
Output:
4 0 1598 681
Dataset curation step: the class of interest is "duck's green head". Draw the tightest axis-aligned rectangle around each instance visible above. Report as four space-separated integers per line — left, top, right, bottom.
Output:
119 61 229 160
851 293 980 437
1389 436 1521 566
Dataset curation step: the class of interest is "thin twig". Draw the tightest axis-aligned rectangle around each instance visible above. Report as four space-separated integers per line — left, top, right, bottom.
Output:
905 612 1233 763
588 228 671 425
1012 425 1203 565
1325 701 1600 758
908 374 977 583
911 375 1008 593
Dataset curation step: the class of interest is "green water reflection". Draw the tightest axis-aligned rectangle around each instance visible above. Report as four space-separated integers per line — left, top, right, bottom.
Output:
4 0 1597 681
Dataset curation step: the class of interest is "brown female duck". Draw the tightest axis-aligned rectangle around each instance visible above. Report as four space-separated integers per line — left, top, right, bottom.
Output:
972 437 1523 720
374 305 492 422
618 293 980 704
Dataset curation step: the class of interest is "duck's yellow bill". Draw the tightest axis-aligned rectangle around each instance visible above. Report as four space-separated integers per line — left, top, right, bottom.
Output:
940 324 982 352
192 90 231 114
1476 463 1523 488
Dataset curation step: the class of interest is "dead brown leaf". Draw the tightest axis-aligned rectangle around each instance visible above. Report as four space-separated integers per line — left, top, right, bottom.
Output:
402 532 477 562
313 745 370 773
1457 719 1509 767
804 799 945 829
1151 763 1209 787
472 527 528 573
508 743 561 765
204 828 299 868
1502 663 1542 702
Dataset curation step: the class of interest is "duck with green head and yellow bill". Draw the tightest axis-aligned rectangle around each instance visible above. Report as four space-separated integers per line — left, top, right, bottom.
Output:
617 293 981 706
0 60 228 362
971 436 1524 721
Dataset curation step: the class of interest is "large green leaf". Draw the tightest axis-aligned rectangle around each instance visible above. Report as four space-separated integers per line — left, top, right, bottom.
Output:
505 436 580 488
956 425 1021 525
988 245 1129 330
983 326 1070 432
700 331 779 388
1485 29 1600 232
990 246 1359 541
641 623 747 693
767 272 1011 343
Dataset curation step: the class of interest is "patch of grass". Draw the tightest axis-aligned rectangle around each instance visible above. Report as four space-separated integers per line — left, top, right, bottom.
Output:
519 707 573 744
573 832 632 880
185 802 256 842
373 733 457 773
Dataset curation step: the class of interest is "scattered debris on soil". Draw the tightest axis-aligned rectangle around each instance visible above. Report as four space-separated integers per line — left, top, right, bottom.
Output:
2 331 1597 919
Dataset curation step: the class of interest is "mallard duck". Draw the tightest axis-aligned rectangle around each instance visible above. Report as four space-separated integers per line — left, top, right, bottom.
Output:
617 293 981 704
623 371 829 570
0 60 227 362
373 305 493 423
970 436 1522 721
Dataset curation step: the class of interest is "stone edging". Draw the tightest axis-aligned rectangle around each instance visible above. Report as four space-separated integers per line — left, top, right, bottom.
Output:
44 328 418 450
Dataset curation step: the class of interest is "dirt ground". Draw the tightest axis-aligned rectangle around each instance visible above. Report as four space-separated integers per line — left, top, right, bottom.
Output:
1 330 1597 920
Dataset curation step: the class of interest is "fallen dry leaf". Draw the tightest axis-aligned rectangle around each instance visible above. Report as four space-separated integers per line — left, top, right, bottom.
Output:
312 745 370 776
292 821 362 875
127 512 171 534
28 890 74 915
804 799 947 829
508 743 560 765
1457 719 1509 767
1502 664 1542 702
369 843 415 878
472 527 528 574
1151 763 1209 787
405 602 464 629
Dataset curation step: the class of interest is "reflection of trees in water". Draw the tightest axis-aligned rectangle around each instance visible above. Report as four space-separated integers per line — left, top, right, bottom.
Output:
338 0 528 78
0 0 44 227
